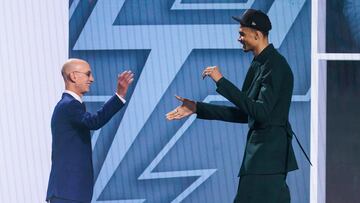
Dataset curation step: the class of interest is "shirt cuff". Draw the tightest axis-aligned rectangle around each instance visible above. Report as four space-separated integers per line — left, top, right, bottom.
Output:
115 93 126 104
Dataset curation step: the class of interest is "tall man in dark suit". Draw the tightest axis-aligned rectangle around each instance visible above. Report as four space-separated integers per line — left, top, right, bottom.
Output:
46 59 134 203
166 9 298 203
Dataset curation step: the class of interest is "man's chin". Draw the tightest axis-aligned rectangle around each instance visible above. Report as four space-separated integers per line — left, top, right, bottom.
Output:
241 45 250 52
82 89 90 94
242 47 250 53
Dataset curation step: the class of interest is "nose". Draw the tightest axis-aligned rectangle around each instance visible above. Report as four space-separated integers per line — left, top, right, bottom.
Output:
89 74 94 82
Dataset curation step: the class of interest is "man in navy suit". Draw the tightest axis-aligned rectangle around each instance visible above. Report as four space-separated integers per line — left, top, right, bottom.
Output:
46 58 134 203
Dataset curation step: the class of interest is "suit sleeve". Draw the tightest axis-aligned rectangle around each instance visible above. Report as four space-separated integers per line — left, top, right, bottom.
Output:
67 95 124 130
196 102 248 123
215 65 285 123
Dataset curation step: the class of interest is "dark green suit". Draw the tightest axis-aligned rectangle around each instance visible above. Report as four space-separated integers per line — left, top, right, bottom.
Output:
196 44 298 202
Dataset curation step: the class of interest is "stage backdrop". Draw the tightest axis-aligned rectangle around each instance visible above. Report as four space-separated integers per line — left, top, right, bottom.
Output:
69 0 311 202
0 1 67 203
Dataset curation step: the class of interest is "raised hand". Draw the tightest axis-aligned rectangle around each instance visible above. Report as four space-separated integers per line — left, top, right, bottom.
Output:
166 95 196 120
202 66 223 82
117 70 134 98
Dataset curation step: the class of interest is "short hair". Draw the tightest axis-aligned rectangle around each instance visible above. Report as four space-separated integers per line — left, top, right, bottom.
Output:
61 67 66 80
261 31 269 37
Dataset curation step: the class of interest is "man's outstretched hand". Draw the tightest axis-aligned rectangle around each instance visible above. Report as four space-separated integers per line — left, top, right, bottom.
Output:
166 95 196 120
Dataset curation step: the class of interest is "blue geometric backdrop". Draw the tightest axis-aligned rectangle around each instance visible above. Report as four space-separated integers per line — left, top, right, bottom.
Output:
69 0 310 202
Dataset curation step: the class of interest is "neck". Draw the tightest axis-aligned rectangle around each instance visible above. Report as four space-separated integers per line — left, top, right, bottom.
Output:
253 40 269 56
65 85 83 97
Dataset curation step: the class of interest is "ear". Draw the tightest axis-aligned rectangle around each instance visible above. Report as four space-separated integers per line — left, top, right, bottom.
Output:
257 30 266 40
254 30 261 40
68 72 76 83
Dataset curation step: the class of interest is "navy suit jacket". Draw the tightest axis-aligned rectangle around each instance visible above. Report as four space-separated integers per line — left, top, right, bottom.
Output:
46 93 124 202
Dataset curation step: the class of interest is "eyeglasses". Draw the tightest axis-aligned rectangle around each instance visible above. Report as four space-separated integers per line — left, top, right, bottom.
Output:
72 71 93 77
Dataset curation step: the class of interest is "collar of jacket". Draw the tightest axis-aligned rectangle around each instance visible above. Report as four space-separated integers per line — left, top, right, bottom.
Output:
253 43 275 65
62 92 83 103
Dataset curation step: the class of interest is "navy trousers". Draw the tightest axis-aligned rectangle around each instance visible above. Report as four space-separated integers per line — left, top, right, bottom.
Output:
48 197 84 203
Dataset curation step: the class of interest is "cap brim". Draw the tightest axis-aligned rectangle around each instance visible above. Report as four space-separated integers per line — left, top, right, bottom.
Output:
232 16 245 26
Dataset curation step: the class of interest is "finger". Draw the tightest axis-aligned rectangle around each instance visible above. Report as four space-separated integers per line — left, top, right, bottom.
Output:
166 114 178 121
127 78 134 84
165 109 176 117
206 66 215 71
125 74 134 82
166 111 177 119
175 95 184 102
166 108 179 117
202 67 209 77
118 72 125 79
202 70 207 78
202 67 211 75
167 112 183 120
119 71 128 80
166 111 178 120
165 113 172 120
128 73 134 80
118 76 126 84
120 71 133 83
173 114 185 120
202 71 211 79
124 72 134 82
203 66 214 74
165 113 172 119
202 72 208 79
123 70 131 75
122 71 130 79
124 70 132 76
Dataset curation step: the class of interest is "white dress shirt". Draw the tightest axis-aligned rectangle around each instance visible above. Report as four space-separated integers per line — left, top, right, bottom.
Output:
64 90 126 104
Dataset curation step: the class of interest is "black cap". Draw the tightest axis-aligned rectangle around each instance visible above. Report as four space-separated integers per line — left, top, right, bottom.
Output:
232 9 272 33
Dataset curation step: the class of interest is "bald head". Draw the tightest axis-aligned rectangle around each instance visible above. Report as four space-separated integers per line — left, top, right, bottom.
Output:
61 58 94 96
61 58 89 81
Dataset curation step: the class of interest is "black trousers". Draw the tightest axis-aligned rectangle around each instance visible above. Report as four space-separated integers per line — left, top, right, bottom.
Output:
233 174 290 203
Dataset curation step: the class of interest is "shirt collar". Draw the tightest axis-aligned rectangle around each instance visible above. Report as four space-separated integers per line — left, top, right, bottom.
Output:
253 43 275 64
64 90 83 103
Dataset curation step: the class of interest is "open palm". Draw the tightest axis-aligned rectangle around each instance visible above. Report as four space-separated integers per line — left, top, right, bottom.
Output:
166 95 196 120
